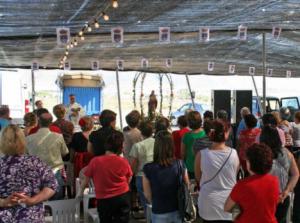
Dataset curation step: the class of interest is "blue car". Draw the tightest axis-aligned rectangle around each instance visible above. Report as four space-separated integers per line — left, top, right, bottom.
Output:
170 103 206 126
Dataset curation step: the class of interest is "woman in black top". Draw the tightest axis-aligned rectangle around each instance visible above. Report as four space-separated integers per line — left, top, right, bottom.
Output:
70 116 94 178
143 130 189 223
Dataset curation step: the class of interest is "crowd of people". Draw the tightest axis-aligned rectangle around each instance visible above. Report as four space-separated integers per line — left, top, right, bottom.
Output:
0 96 300 223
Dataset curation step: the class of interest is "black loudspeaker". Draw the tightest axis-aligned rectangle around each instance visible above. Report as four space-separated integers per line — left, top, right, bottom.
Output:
211 90 231 121
232 90 252 124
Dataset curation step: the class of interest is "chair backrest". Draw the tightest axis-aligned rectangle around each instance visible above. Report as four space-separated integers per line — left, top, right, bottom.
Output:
75 177 95 194
64 162 74 187
44 199 80 223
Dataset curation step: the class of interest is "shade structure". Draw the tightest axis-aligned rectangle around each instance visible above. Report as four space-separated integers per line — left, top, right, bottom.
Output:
0 0 299 77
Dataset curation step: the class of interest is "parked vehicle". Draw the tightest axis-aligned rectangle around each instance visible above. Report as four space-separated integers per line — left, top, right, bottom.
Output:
170 103 206 125
252 96 280 118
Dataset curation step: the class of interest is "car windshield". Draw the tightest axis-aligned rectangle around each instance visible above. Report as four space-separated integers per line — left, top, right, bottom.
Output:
178 104 190 112
281 98 299 109
268 99 280 111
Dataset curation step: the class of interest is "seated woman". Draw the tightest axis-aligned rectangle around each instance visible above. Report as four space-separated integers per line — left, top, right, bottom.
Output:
143 130 189 223
79 131 133 223
70 116 94 178
195 120 239 223
0 125 57 223
224 143 280 223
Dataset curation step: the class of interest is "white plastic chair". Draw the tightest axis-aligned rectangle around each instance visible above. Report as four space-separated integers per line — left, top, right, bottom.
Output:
44 198 80 223
146 204 152 223
75 177 99 223
286 192 294 223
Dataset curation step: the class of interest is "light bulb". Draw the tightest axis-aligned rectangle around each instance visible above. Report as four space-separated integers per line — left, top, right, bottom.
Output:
74 39 78 46
112 0 118 8
70 42 74 48
65 51 69 55
79 30 83 36
66 45 70 49
87 25 92 32
63 56 67 61
94 21 100 28
80 36 85 41
103 13 109 21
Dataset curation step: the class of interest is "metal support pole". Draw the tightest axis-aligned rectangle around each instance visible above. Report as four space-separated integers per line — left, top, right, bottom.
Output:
262 33 267 115
31 69 36 111
251 75 263 114
116 68 123 129
185 74 195 109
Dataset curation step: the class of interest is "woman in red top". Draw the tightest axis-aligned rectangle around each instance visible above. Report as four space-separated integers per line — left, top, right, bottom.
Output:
80 131 133 223
224 143 279 223
237 114 261 174
172 115 189 159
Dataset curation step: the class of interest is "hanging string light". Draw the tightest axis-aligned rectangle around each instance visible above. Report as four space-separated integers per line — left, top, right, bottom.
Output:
112 0 118 8
87 24 92 32
94 20 100 28
102 12 110 21
80 35 85 41
79 30 84 36
74 39 78 46
66 45 70 49
70 42 74 48
65 50 69 56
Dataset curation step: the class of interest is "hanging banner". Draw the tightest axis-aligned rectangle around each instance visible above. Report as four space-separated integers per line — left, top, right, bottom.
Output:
286 70 292 78
166 58 173 68
229 64 236 74
272 27 282 39
31 61 39 70
117 59 124 70
64 61 71 70
238 25 247 41
159 27 171 42
199 28 210 42
141 58 149 68
91 61 100 70
208 62 214 71
56 27 70 46
249 67 255 75
267 68 273 76
111 27 124 44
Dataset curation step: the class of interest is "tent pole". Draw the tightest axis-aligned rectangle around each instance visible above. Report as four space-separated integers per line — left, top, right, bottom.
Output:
31 69 35 111
116 68 123 129
185 74 195 109
251 75 262 114
262 32 266 115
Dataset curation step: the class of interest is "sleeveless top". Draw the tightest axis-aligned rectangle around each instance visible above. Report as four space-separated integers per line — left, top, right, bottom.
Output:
270 148 291 193
198 147 239 220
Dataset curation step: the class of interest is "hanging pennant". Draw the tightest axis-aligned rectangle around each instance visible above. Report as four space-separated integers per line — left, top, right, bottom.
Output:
141 58 149 68
286 70 292 78
267 68 273 76
208 62 214 71
238 25 247 41
166 58 173 68
199 28 210 42
117 59 124 70
159 27 171 42
91 61 100 70
56 27 70 46
31 61 39 70
249 67 255 75
111 27 124 44
229 64 236 74
64 61 71 70
272 27 282 40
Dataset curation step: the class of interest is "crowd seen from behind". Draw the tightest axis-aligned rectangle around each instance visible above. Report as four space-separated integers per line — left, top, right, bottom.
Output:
0 96 300 223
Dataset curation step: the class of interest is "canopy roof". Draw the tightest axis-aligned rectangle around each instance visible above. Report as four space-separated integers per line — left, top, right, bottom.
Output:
0 0 299 77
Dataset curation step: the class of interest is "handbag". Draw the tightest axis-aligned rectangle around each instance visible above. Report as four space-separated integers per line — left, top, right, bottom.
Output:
177 160 196 222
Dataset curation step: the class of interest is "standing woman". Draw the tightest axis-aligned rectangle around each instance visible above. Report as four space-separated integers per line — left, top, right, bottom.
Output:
70 116 94 178
143 130 189 223
23 112 37 136
195 120 239 223
260 125 299 223
0 125 57 222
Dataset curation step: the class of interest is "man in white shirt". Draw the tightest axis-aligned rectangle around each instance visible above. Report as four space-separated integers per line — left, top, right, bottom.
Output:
66 94 85 132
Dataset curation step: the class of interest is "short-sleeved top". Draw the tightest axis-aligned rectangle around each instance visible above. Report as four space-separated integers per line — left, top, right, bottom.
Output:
0 155 58 223
172 127 190 159
89 126 117 156
129 137 155 176
70 132 88 153
26 128 69 170
143 160 184 214
53 119 74 146
182 130 205 173
84 154 132 199
123 127 143 159
291 122 300 147
238 128 261 162
230 174 279 223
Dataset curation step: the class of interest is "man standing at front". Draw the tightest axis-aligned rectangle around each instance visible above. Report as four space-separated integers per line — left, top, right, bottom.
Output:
26 113 69 199
66 94 85 132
